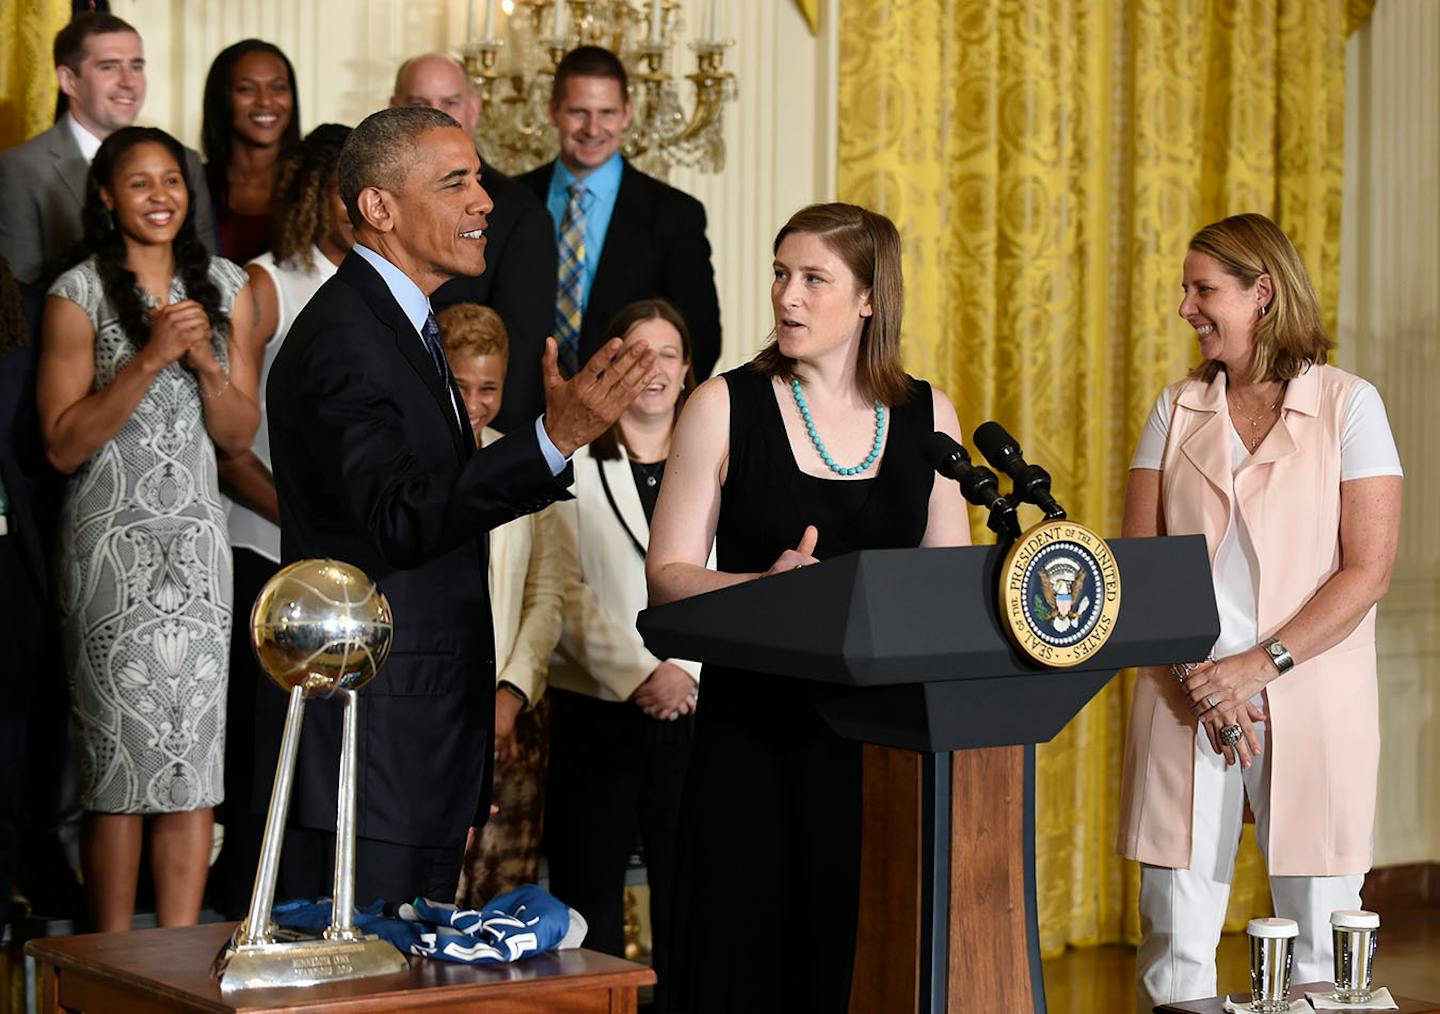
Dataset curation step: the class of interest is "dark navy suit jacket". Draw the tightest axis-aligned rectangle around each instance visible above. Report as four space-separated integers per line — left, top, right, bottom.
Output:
265 251 570 851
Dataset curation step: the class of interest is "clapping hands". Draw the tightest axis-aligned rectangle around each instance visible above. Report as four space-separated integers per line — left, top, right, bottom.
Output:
147 300 212 370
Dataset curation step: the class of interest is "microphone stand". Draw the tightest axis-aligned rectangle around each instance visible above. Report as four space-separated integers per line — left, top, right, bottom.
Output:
985 493 1023 544
922 431 1024 543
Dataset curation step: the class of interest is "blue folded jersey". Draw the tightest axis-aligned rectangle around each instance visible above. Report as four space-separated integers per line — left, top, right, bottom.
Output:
272 884 587 965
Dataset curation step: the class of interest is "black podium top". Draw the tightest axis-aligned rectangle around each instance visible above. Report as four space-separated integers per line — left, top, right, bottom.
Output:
638 535 1216 751
639 535 1217 686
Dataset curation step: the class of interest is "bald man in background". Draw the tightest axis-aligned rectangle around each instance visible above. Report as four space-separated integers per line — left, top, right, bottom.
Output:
389 53 555 431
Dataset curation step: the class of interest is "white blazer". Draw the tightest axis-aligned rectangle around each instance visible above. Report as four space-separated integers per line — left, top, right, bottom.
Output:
549 443 711 702
483 427 564 703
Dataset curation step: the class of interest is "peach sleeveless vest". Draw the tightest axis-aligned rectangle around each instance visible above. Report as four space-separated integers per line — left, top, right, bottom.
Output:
1116 364 1378 876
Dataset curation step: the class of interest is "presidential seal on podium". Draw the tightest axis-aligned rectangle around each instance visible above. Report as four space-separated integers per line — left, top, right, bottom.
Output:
998 520 1122 667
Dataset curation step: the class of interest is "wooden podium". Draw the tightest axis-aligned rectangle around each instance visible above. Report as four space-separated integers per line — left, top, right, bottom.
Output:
638 536 1218 1013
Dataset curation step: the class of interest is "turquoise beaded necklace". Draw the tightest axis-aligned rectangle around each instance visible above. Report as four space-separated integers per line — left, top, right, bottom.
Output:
789 378 886 476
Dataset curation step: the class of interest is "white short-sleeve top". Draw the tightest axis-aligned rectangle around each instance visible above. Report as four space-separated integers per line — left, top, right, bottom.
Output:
1131 377 1402 660
225 248 337 563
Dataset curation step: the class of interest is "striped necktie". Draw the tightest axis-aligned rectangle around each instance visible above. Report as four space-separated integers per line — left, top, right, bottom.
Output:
555 182 588 375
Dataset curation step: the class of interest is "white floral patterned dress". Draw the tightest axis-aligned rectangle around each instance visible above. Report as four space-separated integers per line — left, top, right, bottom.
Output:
50 255 246 813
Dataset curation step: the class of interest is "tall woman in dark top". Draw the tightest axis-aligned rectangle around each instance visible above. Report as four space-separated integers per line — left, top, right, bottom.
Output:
201 40 300 264
647 203 971 1012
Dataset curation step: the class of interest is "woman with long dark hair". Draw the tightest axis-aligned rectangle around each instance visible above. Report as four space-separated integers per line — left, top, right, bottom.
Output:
37 126 259 931
223 122 351 545
201 39 301 264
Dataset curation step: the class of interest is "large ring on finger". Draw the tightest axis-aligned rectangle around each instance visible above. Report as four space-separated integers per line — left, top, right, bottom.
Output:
1220 723 1243 748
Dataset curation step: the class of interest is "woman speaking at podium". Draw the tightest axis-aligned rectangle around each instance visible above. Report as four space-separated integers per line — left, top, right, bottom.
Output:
647 203 970 1012
1117 213 1403 1011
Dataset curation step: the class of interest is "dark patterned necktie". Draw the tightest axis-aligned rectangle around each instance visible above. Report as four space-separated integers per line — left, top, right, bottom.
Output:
420 311 465 433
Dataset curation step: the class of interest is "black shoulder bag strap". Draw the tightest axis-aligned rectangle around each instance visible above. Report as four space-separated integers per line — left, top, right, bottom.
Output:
595 459 647 560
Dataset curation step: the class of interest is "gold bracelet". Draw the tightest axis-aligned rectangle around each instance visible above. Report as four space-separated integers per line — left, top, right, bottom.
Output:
201 375 230 400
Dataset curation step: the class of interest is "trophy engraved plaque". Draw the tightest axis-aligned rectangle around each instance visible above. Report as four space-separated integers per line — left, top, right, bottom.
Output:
213 558 408 991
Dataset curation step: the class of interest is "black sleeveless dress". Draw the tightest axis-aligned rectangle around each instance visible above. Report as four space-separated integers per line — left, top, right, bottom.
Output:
672 365 935 1013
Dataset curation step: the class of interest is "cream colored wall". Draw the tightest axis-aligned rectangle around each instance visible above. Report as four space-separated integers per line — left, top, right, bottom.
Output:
1339 0 1440 867
110 0 839 374
666 0 839 368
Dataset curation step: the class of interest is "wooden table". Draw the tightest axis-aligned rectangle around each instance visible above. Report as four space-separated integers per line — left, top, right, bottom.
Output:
1156 981 1440 1013
25 921 655 1013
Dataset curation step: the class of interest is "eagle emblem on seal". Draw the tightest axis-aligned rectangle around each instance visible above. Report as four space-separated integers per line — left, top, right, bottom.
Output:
1000 519 1120 666
1033 556 1091 633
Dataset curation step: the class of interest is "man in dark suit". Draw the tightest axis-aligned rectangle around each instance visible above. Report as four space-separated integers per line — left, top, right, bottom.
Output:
266 106 654 903
0 12 215 297
390 53 556 432
518 46 722 380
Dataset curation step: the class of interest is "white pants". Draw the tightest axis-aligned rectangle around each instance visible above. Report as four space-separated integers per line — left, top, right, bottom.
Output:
1135 715 1364 1013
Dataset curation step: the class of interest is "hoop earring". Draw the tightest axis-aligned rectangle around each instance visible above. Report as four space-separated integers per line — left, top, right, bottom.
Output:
1259 302 1270 317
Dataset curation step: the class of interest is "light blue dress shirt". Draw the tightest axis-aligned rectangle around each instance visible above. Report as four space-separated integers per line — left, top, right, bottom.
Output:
544 153 623 318
353 244 566 474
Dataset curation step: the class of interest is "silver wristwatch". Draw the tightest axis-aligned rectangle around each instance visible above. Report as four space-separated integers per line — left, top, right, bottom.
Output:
1260 637 1295 675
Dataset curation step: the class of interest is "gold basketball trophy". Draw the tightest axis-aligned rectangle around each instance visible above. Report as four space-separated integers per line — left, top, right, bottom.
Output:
213 559 409 991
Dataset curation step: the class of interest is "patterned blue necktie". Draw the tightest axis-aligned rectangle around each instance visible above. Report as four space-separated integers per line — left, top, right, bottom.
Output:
420 311 465 433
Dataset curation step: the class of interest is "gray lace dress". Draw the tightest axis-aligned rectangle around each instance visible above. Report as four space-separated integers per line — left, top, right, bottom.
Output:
50 256 247 814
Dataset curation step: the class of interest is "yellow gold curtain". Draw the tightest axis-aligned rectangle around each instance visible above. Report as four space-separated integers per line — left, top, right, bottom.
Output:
0 0 70 151
838 0 1368 956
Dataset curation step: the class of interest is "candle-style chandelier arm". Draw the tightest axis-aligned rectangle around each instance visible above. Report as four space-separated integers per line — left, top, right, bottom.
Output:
625 42 732 158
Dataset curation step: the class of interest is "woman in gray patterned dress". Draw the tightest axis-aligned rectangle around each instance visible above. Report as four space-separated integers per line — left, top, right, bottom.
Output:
37 127 259 932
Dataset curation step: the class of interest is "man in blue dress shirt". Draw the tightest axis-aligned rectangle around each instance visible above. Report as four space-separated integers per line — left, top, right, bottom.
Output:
518 46 722 380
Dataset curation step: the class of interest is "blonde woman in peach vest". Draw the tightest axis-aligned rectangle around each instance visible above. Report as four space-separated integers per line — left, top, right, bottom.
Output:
1116 214 1403 1011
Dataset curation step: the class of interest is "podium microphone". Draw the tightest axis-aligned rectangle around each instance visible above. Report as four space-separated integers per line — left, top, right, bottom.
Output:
972 421 1066 520
922 432 1021 539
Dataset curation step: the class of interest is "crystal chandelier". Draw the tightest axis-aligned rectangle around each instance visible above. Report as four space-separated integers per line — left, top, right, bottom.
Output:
461 0 736 179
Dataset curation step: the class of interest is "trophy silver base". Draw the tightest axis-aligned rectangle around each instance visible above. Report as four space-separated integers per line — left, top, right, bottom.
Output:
215 929 408 992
